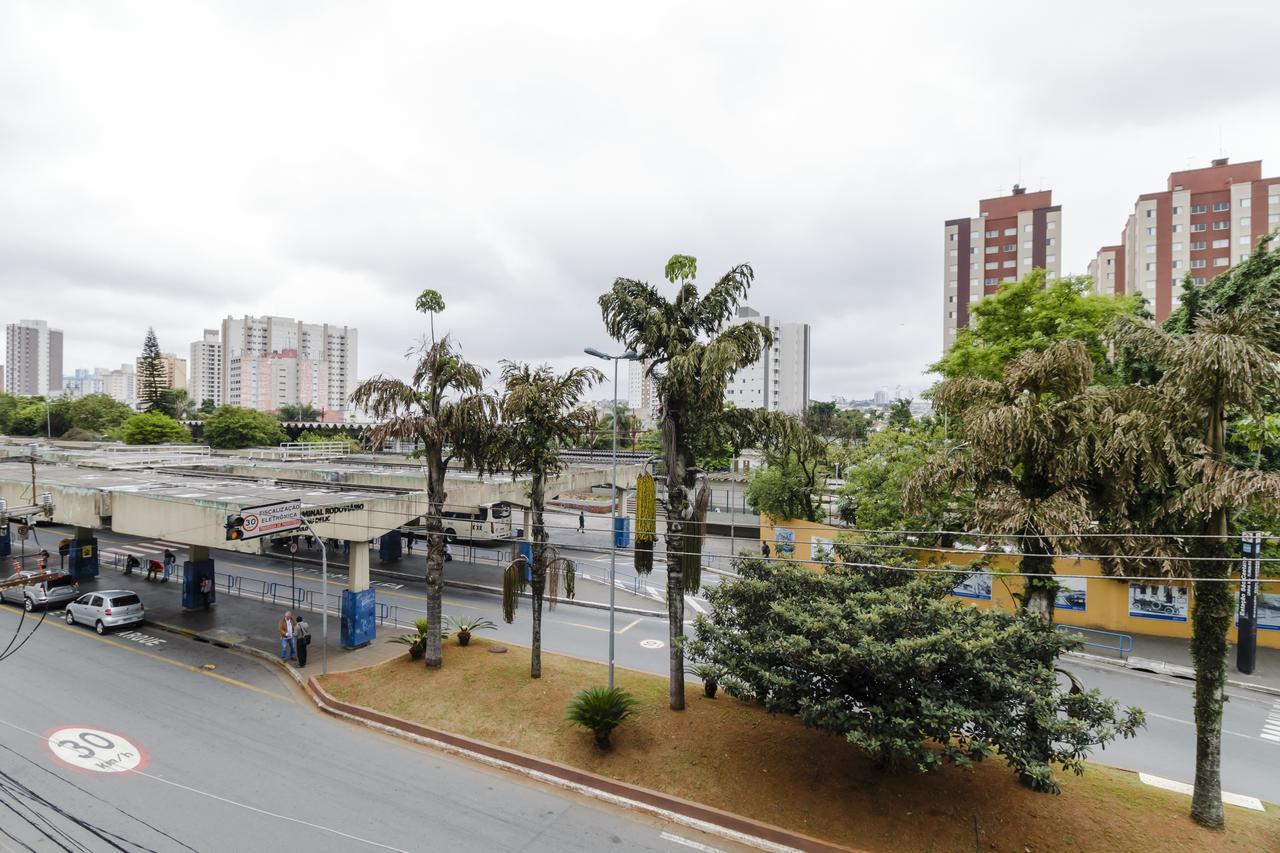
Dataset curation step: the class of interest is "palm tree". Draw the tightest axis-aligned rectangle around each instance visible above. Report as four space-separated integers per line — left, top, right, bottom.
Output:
1110 306 1280 829
599 254 772 710
350 294 497 668
498 361 602 678
908 341 1099 620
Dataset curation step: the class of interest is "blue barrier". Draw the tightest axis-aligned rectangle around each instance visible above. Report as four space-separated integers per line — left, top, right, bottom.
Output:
1056 624 1132 659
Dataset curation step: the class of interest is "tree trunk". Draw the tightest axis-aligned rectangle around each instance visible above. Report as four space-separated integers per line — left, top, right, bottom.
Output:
530 472 546 679
423 450 448 668
1190 404 1228 830
1020 535 1057 623
662 403 689 711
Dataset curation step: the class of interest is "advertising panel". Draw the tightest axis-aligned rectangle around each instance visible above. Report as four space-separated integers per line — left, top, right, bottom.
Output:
1128 582 1189 622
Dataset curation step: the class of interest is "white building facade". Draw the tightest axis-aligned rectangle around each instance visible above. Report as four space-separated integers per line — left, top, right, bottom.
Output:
189 329 223 408
723 306 810 416
218 315 357 413
5 319 63 397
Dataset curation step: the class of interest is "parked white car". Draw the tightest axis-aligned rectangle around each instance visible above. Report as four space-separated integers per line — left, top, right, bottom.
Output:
1 571 79 611
64 590 145 634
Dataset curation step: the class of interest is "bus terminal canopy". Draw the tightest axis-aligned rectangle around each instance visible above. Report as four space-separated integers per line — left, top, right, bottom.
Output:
0 461 429 551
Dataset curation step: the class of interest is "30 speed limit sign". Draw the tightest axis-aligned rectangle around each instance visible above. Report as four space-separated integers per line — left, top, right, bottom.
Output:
45 726 148 774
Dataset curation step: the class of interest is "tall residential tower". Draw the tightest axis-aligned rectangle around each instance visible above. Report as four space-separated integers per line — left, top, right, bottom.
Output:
5 319 64 397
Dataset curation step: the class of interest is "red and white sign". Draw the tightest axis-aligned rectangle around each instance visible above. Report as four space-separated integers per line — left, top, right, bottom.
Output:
45 726 149 774
238 500 302 539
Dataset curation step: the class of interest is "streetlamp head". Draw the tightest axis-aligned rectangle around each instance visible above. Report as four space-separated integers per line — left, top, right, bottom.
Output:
583 347 610 360
621 351 640 361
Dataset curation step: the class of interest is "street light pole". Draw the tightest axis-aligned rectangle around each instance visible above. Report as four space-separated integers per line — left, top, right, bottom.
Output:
585 347 639 690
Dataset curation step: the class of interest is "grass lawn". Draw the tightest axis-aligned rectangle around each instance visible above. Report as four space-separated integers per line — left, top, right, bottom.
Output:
320 639 1279 852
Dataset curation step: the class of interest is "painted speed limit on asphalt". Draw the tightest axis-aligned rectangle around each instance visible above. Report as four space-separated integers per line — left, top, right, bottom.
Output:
45 726 148 774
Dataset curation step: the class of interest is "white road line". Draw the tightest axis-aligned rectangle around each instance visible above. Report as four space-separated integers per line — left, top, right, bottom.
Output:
684 596 707 615
660 832 724 852
1143 712 1276 745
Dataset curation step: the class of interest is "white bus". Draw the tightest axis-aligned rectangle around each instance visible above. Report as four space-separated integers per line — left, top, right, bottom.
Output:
403 502 516 544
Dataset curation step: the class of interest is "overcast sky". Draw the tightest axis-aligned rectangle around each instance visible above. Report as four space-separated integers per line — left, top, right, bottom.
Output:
3 1 1279 402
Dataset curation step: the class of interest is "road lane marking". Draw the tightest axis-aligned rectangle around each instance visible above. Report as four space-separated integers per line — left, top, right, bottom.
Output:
547 618 609 633
618 618 643 634
1143 711 1277 745
685 596 706 615
660 832 724 852
1264 702 1280 743
217 558 483 610
48 621 288 702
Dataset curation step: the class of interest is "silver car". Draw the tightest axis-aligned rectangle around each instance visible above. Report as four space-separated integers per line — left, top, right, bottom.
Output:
64 590 145 634
1 571 80 612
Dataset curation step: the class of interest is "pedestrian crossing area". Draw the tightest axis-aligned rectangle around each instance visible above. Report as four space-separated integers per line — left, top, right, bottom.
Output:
1263 701 1280 744
101 539 187 565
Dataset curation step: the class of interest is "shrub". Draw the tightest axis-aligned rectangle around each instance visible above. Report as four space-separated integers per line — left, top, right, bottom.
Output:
566 686 638 750
443 615 496 646
684 663 722 699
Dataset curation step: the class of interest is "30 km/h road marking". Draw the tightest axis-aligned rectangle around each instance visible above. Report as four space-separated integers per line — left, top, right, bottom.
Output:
45 726 148 774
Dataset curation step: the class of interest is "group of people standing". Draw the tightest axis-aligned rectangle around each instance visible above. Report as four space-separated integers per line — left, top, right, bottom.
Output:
277 610 312 667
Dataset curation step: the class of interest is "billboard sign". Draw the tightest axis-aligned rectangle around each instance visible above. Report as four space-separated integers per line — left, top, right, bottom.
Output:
230 500 302 541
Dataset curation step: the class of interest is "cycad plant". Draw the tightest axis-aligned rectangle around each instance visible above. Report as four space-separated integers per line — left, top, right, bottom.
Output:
386 618 448 660
566 686 638 750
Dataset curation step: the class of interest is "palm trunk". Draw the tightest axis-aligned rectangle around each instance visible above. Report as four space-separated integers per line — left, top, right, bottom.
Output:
662 405 689 711
530 472 547 679
1190 404 1228 830
1020 536 1057 623
424 450 447 668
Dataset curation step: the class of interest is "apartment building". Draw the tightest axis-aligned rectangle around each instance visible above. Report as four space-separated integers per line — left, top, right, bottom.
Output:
724 306 811 416
627 359 660 428
943 186 1062 348
135 352 187 393
220 315 357 412
189 329 223 408
5 319 64 397
1092 158 1280 322
227 349 329 413
96 365 136 408
1087 245 1126 296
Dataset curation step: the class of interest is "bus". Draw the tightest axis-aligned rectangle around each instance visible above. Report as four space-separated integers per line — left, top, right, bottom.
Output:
402 501 517 544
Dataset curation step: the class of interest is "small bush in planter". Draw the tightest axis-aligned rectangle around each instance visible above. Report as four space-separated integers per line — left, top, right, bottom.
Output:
684 663 722 699
444 615 497 646
566 686 638 750
386 618 448 660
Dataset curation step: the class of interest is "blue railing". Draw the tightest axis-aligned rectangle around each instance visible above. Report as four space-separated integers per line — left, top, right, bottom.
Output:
1056 624 1132 659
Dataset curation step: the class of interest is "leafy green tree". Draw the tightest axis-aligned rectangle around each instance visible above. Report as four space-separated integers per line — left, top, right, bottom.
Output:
138 328 166 412
278 404 321 421
886 398 913 430
296 430 361 451
934 271 1141 384
8 400 50 436
198 398 217 415
1109 306 1280 829
746 412 829 522
157 388 195 419
498 361 602 678
803 400 838 436
352 291 497 669
66 393 133 435
688 552 1143 792
600 254 772 710
0 393 20 434
909 342 1098 621
202 405 288 448
838 425 964 540
415 289 446 343
832 407 869 444
120 411 191 444
746 464 815 522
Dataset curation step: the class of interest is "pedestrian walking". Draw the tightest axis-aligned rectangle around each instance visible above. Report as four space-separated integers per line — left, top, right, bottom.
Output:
761 541 771 559
278 611 296 661
405 531 414 555
295 614 310 667
162 549 176 583
199 574 213 610
578 511 585 534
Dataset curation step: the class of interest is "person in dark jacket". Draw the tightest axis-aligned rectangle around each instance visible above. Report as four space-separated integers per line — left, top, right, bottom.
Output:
294 614 310 667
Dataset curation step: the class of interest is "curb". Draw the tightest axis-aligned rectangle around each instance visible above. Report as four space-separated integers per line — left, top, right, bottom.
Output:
146 618 853 852
1065 650 1280 698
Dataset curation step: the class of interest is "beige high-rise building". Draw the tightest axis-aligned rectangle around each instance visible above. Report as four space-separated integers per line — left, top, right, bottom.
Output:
1091 158 1280 322
220 315 357 413
136 352 187 393
943 186 1062 349
1087 244 1126 297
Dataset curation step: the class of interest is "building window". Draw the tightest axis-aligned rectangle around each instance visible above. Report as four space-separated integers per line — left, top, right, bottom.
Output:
948 311 955 319
1173 205 1182 215
985 229 998 238
1191 204 1206 214
1213 220 1229 230
1191 240 1206 250
1045 237 1056 246
1003 243 1016 252
986 245 998 254
1145 245 1157 254
949 264 958 272
1213 257 1229 267
1145 262 1156 271
1004 227 1016 236
948 232 957 241
1047 254 1056 262
1024 224 1033 233
1047 220 1057 230
949 279 957 287
985 277 998 285
1172 242 1184 251
1172 224 1184 232
1240 198 1251 208
1146 226 1156 236
948 295 955 303
1270 214 1280 226
1173 260 1183 269
1023 240 1033 249
1004 275 1016 282
985 261 998 270
1191 259 1206 269
969 247 976 254
1240 253 1250 262
1240 217 1251 228
1002 260 1016 268
1023 258 1032 265
1212 239 1228 249
949 249 958 257
1194 277 1206 285
1212 201 1230 212
1145 209 1155 219
1191 223 1207 232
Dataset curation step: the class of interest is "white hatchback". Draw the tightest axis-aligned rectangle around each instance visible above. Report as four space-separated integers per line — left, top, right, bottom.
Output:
65 590 145 634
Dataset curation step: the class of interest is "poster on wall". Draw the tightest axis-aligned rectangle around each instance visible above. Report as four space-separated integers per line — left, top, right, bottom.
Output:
951 571 993 601
773 528 795 558
810 536 836 568
1250 591 1280 631
1054 576 1087 612
1128 582 1189 622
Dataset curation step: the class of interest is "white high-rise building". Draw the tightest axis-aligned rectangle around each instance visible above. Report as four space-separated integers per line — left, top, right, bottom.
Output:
5 319 63 397
723 306 810 416
189 329 223 408
96 365 136 408
627 359 660 428
219 315 357 413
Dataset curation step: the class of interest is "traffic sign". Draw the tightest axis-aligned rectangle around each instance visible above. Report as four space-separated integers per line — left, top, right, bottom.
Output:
229 500 302 541
45 726 148 774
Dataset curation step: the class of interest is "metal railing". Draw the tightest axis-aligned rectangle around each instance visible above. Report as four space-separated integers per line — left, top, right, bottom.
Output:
1056 624 1133 659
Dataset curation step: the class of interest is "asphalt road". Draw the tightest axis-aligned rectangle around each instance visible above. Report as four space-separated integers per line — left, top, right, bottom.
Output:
0 599 746 852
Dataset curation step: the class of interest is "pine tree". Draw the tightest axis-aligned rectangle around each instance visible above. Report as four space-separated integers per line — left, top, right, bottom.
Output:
138 328 166 412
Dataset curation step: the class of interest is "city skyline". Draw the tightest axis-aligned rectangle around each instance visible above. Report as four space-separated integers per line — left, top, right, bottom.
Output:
2 3 1279 401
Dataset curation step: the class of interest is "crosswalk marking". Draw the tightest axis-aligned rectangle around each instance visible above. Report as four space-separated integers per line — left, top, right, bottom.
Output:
1263 702 1280 743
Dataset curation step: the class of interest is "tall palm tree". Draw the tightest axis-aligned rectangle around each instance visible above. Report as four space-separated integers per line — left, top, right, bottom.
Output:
498 361 602 678
599 254 772 710
908 341 1099 620
1110 306 1280 829
350 296 497 668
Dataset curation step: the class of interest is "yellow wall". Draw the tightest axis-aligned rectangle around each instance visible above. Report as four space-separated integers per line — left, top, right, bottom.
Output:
758 516 1280 650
